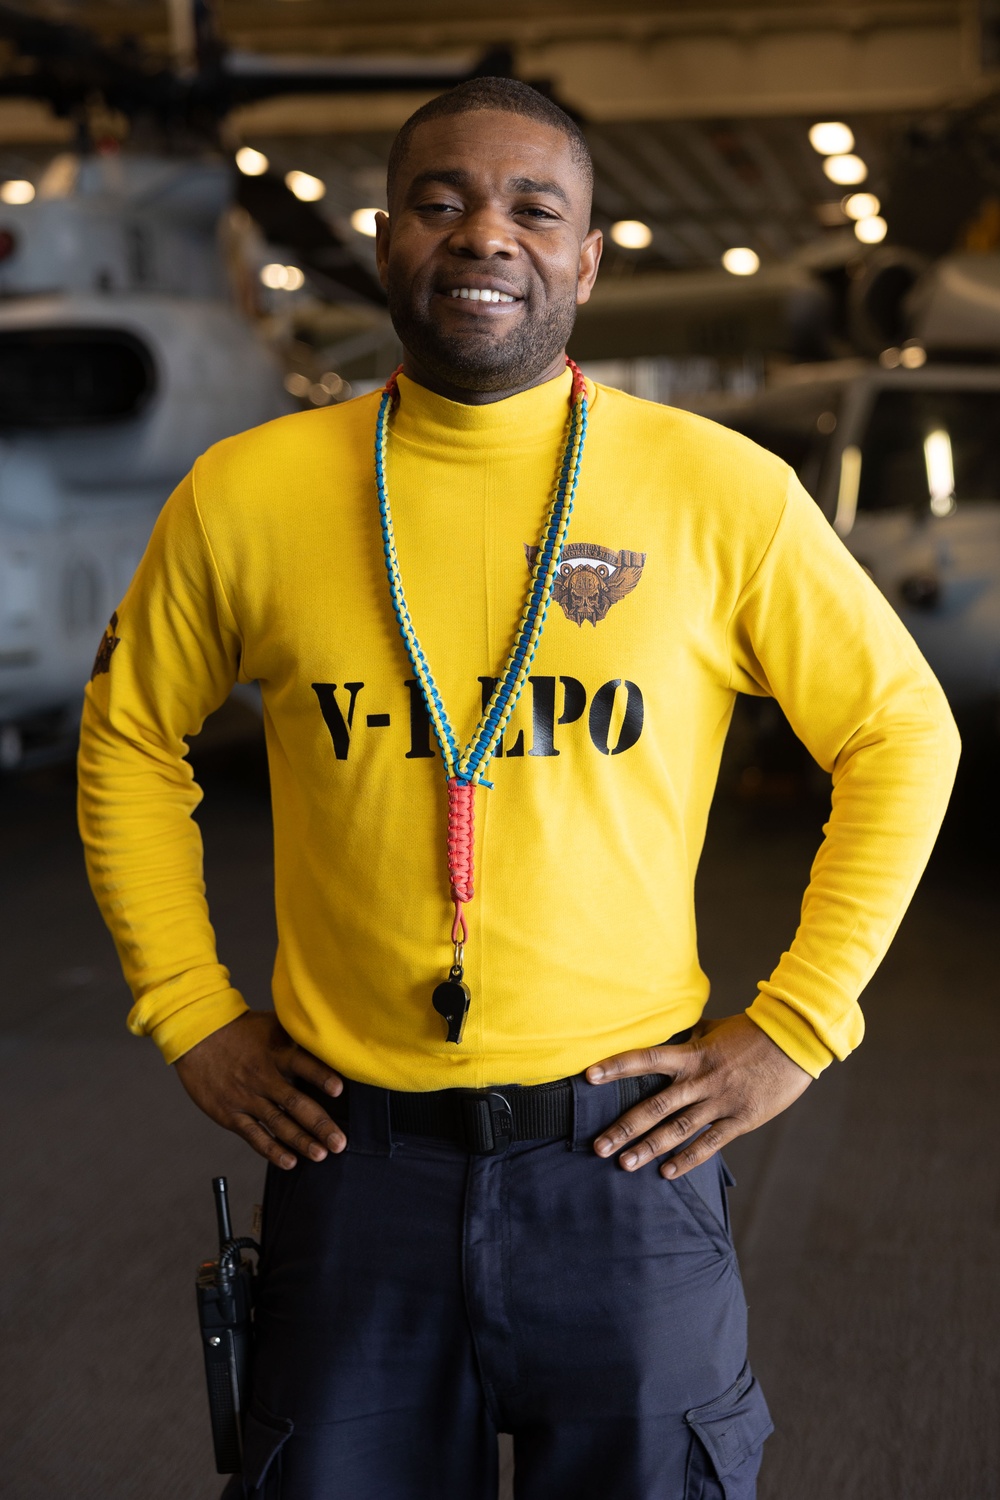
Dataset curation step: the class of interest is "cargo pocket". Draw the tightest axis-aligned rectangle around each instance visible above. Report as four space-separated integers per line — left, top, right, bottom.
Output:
684 1362 773 1499
241 1403 294 1499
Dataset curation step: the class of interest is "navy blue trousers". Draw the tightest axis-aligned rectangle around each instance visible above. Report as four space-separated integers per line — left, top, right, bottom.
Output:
233 1071 772 1499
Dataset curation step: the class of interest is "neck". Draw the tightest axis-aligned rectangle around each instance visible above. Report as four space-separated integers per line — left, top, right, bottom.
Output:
399 349 568 405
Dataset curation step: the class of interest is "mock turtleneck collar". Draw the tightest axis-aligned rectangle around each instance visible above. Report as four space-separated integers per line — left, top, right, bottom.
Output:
390 366 583 451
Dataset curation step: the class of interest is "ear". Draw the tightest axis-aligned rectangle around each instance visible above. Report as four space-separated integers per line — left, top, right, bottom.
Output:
576 228 603 306
373 211 391 291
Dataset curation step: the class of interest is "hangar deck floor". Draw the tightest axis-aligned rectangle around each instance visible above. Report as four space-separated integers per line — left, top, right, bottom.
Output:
1 732 996 1500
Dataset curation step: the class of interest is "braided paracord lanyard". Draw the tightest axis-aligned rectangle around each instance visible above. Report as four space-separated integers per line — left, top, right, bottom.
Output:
375 359 589 972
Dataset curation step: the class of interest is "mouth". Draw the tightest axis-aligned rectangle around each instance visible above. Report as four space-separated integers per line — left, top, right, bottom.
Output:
435 282 524 309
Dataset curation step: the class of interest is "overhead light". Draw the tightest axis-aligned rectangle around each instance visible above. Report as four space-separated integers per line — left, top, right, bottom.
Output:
285 170 326 202
854 214 887 244
809 122 854 156
899 342 926 369
235 147 269 177
842 192 880 220
923 429 954 513
721 247 759 276
0 180 34 205
350 207 381 238
260 263 305 291
823 155 868 186
610 219 653 250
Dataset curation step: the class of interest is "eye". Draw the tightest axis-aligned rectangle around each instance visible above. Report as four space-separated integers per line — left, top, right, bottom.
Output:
517 206 560 221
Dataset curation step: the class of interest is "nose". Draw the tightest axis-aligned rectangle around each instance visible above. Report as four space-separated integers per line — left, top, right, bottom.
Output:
446 203 518 260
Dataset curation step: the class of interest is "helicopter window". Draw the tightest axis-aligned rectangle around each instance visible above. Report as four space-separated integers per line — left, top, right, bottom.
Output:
857 389 1000 512
0 328 155 428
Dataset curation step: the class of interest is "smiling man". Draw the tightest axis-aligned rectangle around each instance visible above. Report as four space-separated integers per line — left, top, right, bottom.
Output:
79 79 959 1500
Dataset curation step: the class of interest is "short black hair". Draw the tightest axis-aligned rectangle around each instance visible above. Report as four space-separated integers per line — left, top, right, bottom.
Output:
387 77 593 207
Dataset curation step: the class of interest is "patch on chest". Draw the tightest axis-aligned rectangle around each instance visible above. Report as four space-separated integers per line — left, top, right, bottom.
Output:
524 542 646 627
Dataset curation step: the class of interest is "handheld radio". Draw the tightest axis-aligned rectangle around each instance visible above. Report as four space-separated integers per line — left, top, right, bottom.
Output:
195 1176 260 1473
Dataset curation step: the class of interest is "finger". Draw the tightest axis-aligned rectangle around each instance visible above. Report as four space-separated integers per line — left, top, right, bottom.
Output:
593 1081 702 1157
586 1041 696 1085
659 1119 740 1180
233 1115 298 1171
257 1092 343 1162
288 1046 345 1099
615 1102 719 1172
277 1084 347 1155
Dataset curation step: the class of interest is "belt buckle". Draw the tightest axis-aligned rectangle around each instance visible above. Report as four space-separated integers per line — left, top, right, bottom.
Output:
459 1089 514 1155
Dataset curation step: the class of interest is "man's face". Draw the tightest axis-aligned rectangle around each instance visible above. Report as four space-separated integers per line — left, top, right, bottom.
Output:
375 110 602 396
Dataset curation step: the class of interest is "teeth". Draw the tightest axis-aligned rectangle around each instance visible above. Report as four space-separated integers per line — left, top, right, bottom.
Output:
448 288 516 303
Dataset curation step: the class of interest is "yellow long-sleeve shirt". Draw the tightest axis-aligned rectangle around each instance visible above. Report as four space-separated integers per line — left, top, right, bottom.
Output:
78 368 959 1088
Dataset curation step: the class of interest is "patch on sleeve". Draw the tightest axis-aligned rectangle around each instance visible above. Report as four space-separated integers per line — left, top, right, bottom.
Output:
91 611 121 679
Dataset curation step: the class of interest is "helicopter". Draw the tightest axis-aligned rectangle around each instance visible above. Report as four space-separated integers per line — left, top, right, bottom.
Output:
0 148 296 770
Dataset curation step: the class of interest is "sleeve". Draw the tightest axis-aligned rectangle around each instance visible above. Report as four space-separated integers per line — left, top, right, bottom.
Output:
77 466 250 1064
729 469 961 1077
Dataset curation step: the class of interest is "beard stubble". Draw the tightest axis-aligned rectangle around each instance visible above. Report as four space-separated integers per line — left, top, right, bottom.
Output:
387 276 579 394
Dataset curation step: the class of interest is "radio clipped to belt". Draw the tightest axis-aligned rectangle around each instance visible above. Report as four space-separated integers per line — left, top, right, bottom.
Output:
195 1176 260 1474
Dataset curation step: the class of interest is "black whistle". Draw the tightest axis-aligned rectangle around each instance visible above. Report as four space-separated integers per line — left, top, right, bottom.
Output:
432 965 471 1044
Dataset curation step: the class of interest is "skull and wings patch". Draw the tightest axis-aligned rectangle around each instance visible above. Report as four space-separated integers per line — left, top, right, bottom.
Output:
524 543 646 627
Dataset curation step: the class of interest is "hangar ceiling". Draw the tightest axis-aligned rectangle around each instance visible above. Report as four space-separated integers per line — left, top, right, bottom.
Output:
17 2 987 122
246 113 903 277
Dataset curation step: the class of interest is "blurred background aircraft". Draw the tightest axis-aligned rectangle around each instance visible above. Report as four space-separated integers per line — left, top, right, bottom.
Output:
0 0 996 763
1 2 999 768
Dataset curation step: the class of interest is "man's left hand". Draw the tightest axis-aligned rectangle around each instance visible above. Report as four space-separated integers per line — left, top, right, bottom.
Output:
587 1014 812 1179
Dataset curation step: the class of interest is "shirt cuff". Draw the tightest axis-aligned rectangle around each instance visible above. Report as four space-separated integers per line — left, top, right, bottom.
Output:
145 988 249 1064
745 993 836 1078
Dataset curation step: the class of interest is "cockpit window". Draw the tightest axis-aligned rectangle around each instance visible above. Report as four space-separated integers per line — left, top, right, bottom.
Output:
0 328 155 428
857 389 1000 512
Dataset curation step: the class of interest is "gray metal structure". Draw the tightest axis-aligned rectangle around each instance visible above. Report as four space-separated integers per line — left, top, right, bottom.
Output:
717 347 1000 721
0 153 290 768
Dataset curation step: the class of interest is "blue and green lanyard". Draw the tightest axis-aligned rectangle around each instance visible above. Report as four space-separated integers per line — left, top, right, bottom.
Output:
374 359 589 1041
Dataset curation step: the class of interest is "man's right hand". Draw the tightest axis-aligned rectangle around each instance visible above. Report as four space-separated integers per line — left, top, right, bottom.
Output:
173 1010 346 1170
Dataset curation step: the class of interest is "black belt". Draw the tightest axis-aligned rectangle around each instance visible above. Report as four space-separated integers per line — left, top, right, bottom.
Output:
389 1072 670 1155
325 1026 692 1152
324 1032 693 1157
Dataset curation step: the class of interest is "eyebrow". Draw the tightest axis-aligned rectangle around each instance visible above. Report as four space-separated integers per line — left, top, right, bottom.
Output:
407 168 571 207
509 175 571 206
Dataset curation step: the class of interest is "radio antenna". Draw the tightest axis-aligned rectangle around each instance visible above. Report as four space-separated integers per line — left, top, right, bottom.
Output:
212 1175 233 1250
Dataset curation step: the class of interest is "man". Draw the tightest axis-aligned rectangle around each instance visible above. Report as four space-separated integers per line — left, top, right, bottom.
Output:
79 78 959 1500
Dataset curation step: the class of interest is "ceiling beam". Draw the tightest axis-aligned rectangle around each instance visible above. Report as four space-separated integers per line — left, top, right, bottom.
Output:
225 5 982 134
